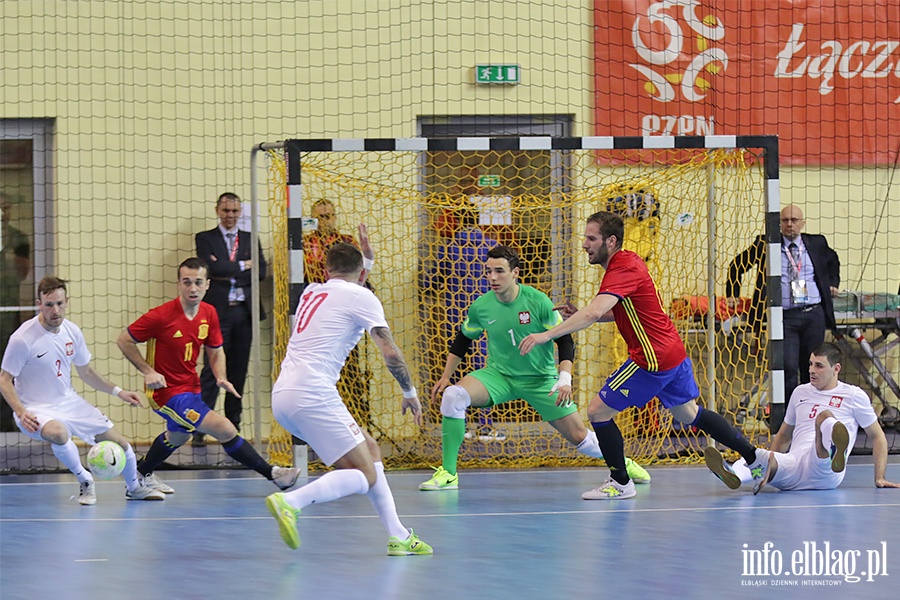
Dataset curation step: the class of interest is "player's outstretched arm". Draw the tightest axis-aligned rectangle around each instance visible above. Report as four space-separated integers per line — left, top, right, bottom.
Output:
550 362 574 407
357 223 375 286
550 333 575 406
358 223 374 260
0 369 39 433
865 421 900 488
521 293 618 355
769 421 794 453
370 326 422 426
432 330 472 402
75 363 144 407
432 353 463 404
205 346 240 398
116 330 167 390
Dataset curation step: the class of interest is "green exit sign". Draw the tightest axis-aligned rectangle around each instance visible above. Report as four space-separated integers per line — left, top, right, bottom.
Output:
478 174 501 187
475 64 520 84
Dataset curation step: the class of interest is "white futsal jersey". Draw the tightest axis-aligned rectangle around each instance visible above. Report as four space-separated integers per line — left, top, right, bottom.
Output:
1 316 92 407
274 279 388 392
784 381 878 455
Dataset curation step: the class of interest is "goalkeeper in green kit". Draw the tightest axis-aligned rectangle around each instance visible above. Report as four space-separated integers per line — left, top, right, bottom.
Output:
420 245 650 492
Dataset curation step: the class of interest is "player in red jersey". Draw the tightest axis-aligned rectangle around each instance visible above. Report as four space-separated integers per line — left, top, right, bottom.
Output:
117 257 299 493
520 211 768 499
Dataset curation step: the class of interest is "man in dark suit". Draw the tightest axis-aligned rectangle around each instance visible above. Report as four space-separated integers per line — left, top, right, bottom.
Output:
194 192 267 444
726 205 840 431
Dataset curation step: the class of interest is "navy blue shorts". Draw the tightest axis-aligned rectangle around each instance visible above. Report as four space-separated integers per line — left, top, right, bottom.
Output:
155 392 212 433
599 357 700 411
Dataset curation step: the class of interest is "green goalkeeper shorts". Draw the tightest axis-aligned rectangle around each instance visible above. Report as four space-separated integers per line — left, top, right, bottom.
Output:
469 366 578 422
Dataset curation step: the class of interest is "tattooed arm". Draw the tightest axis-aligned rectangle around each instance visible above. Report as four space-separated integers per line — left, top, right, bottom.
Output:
370 326 422 425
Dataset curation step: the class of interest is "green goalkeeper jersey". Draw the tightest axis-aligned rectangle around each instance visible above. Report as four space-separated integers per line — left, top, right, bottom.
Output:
461 284 562 378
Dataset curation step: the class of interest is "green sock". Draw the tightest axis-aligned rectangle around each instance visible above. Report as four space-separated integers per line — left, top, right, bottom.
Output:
441 416 466 475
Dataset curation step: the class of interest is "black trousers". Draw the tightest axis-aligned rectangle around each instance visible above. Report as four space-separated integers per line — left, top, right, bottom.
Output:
0 311 26 431
782 303 827 406
200 302 252 428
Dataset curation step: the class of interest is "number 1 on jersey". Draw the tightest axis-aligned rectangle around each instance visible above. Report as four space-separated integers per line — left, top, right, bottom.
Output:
508 328 516 346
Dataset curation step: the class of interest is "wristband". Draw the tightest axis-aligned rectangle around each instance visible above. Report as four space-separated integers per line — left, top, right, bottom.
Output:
110 386 123 397
402 387 417 399
363 257 375 271
555 371 572 387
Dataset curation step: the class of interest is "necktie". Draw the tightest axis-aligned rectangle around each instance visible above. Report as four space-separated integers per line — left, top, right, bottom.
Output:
226 232 239 301
788 242 800 280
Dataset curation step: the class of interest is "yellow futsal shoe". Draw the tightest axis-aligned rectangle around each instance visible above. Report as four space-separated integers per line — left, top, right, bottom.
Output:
625 457 651 484
387 529 434 556
266 492 301 549
418 466 459 491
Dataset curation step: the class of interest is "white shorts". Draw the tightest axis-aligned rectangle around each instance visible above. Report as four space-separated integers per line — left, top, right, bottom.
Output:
768 446 844 491
271 387 365 467
16 396 114 446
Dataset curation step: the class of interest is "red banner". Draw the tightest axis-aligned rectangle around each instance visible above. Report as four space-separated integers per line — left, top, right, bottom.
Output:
595 0 900 164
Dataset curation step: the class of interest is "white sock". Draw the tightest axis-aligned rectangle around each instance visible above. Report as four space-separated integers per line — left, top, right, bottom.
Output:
748 447 767 467
52 440 93 483
732 458 753 484
366 461 409 540
820 417 837 449
575 429 604 459
285 468 369 510
121 444 140 492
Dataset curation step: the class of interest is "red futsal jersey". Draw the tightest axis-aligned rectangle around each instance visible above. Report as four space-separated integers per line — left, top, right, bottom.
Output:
598 249 687 372
126 299 223 407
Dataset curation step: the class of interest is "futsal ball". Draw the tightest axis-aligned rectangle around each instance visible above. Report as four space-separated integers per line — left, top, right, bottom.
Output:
87 441 126 479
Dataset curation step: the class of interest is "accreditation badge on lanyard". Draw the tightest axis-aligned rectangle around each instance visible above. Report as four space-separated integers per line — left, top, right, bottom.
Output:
786 247 809 304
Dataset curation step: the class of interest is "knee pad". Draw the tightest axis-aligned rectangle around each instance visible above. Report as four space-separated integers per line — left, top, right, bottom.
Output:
440 385 471 420
576 429 604 459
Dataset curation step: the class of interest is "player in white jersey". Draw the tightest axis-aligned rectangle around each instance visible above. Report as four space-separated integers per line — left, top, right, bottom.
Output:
265 241 433 555
0 276 164 504
705 343 899 492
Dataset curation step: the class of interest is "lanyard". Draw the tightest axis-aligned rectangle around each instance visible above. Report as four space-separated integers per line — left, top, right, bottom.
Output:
784 243 803 276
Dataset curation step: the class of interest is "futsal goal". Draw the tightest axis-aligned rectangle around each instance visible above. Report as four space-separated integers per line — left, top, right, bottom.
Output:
254 135 783 470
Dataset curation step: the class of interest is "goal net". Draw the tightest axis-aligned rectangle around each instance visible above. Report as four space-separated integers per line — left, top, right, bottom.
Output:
263 136 780 469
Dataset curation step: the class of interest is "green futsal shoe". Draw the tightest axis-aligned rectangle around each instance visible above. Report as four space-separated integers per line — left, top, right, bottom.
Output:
418 466 459 491
266 492 301 549
625 457 651 484
387 529 434 556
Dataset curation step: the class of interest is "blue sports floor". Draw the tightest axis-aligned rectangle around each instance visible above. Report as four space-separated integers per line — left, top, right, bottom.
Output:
2 458 899 600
